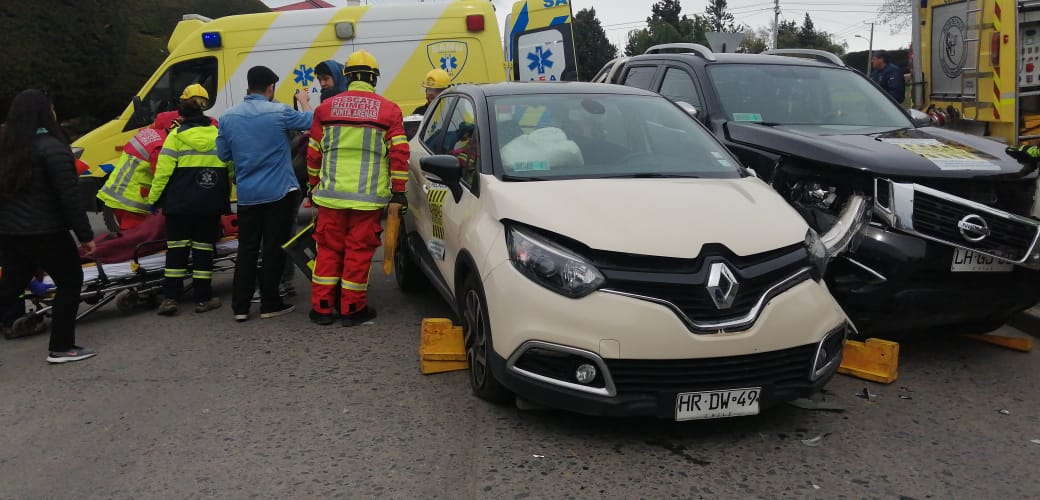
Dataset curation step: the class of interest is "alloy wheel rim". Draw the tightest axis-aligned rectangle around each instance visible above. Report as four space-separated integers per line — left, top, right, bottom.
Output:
464 289 488 387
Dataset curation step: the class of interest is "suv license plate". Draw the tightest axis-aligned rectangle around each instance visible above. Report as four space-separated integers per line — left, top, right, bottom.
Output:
675 388 760 421
950 248 1013 273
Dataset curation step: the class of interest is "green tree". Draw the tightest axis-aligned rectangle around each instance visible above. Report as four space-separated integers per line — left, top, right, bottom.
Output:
573 8 618 81
0 0 267 127
776 14 846 55
739 28 769 54
625 0 709 56
704 0 736 33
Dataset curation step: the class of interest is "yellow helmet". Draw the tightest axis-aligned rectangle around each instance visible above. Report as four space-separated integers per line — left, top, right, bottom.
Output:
422 69 451 89
179 83 209 102
344 50 380 76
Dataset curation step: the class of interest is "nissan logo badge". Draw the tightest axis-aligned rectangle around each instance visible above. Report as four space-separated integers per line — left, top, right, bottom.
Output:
957 214 990 242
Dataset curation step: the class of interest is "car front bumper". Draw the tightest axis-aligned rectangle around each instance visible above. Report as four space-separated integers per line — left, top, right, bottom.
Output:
480 261 851 418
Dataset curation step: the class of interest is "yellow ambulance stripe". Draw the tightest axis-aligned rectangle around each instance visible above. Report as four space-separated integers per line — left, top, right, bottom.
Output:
216 14 282 96
280 6 375 105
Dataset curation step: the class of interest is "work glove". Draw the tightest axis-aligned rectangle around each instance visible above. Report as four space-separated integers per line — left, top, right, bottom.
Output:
389 191 407 208
1005 144 1040 163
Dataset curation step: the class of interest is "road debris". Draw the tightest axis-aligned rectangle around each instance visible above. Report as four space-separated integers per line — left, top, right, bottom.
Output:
1030 439 1040 445
856 388 876 400
998 409 1011 415
801 434 827 447
532 454 545 458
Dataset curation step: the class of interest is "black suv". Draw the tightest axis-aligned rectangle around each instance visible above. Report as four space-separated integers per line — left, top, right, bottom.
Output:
595 44 1040 335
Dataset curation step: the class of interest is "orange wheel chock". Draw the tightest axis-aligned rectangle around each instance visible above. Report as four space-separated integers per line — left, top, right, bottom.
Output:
419 318 469 375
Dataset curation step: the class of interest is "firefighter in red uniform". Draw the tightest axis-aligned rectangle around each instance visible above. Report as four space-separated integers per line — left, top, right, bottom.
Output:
306 50 409 326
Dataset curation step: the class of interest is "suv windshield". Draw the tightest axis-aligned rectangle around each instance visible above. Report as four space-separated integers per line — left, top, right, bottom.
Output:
489 93 742 180
708 63 912 130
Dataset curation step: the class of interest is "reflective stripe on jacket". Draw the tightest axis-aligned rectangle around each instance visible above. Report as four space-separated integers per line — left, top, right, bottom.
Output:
97 127 166 214
148 120 233 215
306 81 409 210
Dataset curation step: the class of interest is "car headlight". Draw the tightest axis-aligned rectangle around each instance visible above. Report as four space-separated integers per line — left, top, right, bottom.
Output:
805 228 828 281
506 224 605 298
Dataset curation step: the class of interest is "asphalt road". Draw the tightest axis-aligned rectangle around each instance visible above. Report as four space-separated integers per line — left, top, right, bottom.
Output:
2 247 1039 498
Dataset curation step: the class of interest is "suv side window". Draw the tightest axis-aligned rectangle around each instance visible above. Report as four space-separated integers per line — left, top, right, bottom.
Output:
659 67 700 106
443 99 479 190
621 66 657 90
420 96 455 154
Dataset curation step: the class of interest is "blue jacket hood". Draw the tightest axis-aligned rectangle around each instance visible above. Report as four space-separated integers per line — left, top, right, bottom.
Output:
320 59 347 94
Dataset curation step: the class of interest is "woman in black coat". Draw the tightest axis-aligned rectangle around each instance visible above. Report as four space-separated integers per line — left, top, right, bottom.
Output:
0 89 97 364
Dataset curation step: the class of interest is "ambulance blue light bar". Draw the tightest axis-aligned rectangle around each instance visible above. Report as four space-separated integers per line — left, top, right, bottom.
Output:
202 32 222 49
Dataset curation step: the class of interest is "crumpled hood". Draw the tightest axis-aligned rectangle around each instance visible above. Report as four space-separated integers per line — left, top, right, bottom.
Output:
724 123 1031 179
483 177 807 258
173 124 217 152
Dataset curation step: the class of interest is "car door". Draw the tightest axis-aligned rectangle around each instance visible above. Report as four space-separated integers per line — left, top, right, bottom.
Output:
655 65 703 114
432 97 483 293
408 95 456 286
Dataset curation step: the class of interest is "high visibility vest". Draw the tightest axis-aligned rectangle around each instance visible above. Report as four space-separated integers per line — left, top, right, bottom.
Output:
149 123 233 215
308 82 409 211
96 128 165 213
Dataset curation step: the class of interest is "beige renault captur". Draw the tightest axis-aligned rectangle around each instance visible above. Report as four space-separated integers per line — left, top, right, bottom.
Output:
395 82 854 420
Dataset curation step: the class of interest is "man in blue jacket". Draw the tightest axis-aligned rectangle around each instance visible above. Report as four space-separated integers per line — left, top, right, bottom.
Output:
217 66 313 321
870 50 905 104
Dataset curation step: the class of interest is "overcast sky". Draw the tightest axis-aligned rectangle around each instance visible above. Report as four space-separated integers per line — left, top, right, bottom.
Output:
563 0 908 54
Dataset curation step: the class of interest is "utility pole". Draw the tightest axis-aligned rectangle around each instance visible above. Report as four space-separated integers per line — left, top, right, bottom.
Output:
865 22 875 76
771 0 780 49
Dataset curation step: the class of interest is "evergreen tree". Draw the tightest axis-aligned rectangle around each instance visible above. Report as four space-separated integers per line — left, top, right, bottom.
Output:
573 8 618 81
704 0 737 33
625 0 709 56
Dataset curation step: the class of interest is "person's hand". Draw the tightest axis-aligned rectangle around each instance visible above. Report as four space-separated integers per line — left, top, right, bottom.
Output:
294 91 312 112
81 240 96 257
389 191 407 208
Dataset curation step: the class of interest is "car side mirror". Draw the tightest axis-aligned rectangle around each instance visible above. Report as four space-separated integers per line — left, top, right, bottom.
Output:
908 108 933 128
128 95 152 130
676 101 700 119
420 155 464 203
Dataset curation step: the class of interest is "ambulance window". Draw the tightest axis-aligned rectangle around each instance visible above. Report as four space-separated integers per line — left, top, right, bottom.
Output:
125 57 218 131
420 96 455 154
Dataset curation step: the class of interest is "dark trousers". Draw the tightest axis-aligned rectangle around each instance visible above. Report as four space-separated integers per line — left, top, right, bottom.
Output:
0 232 83 351
163 214 222 302
232 190 300 314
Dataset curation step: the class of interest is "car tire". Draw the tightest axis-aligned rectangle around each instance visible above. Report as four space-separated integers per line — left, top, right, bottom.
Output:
394 226 428 293
459 273 512 403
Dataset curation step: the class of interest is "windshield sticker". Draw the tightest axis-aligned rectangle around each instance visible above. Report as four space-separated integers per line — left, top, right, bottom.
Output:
711 151 733 168
879 138 1001 171
512 160 550 172
732 113 763 122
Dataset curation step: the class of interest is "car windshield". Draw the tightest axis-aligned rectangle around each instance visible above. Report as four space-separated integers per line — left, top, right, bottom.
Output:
489 93 742 180
708 63 912 130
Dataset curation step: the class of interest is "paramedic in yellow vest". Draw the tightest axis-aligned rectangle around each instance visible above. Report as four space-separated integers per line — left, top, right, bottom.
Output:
95 111 180 231
148 84 233 316
412 69 451 116
306 50 409 327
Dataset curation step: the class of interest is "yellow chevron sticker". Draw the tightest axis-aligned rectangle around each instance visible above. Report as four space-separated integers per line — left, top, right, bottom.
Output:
427 186 449 239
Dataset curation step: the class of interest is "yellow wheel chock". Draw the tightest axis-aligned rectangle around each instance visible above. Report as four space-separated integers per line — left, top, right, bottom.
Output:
962 333 1033 353
419 318 469 375
838 338 900 384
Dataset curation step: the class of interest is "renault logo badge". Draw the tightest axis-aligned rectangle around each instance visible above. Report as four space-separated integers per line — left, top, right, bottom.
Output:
957 214 990 242
706 262 739 310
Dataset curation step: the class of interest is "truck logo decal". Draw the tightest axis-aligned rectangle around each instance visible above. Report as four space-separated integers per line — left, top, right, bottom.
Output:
527 46 554 75
706 262 739 310
293 64 315 86
427 41 469 80
940 16 967 79
957 214 990 242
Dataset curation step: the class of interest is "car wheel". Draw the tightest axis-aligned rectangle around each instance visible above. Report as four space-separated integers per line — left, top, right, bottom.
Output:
394 226 429 293
459 273 512 403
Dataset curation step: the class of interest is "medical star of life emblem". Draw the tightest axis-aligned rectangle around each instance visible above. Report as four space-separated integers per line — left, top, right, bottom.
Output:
427 41 468 78
706 262 739 310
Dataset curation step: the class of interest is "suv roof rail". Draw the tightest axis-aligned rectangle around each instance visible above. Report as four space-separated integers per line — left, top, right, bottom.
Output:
644 43 717 61
764 49 844 67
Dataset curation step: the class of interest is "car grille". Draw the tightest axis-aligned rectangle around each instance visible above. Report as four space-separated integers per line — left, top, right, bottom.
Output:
598 243 810 332
912 191 1037 261
605 343 816 394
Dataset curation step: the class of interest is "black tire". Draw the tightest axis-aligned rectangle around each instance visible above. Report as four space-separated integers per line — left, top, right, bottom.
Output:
394 227 429 293
458 273 512 403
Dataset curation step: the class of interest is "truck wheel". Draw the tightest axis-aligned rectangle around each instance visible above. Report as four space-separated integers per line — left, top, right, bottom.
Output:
394 227 429 293
458 273 512 403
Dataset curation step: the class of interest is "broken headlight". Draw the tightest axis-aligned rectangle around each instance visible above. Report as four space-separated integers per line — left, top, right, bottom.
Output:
506 225 605 298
